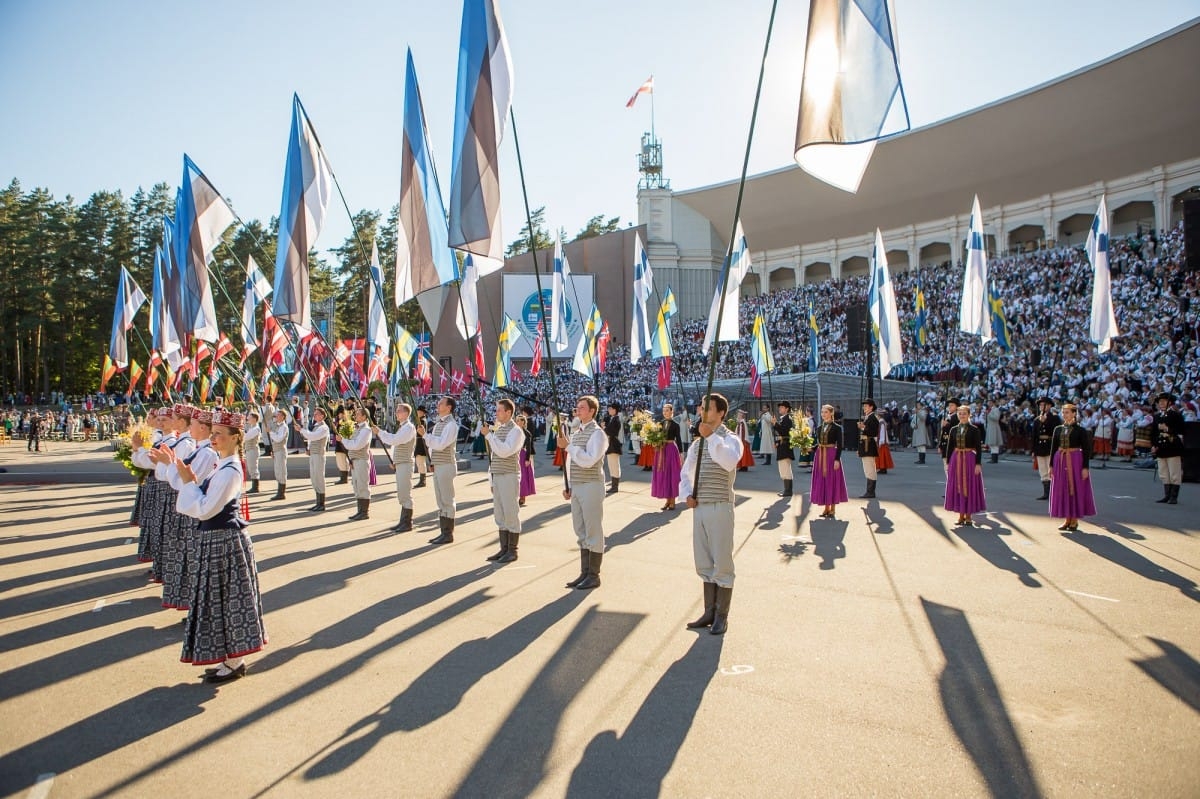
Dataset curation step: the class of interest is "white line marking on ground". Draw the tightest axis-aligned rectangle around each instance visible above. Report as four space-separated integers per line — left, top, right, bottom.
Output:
27 773 55 799
1065 589 1119 603
721 665 755 676
1110 495 1136 500
92 600 105 612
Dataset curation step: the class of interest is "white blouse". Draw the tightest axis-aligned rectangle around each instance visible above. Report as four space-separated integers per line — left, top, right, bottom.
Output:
168 439 218 491
177 455 244 521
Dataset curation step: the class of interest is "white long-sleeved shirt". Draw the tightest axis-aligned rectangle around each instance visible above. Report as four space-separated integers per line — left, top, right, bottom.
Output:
131 431 159 470
168 439 218 490
156 433 192 481
485 423 526 459
268 424 289 445
678 428 744 501
425 415 459 453
564 422 606 481
376 421 416 452
299 422 330 446
343 423 372 452
244 424 262 445
177 455 244 521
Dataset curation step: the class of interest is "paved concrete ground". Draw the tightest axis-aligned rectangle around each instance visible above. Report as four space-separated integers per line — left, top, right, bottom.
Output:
1 440 1197 798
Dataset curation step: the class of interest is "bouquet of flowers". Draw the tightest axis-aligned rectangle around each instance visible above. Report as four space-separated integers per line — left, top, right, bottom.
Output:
629 409 651 437
788 410 814 455
111 422 152 482
641 418 666 448
337 418 356 440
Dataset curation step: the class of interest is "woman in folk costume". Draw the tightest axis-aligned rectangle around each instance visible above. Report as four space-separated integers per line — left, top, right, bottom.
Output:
243 411 263 494
944 404 987 527
651 403 684 511
875 409 894 473
132 410 165 572
734 409 755 472
911 402 933 464
637 424 657 471
175 410 266 683
1092 406 1114 468
755 404 775 465
153 406 220 611
413 407 430 488
517 413 537 506
1115 406 1136 461
148 405 196 594
1049 403 1096 531
810 405 849 518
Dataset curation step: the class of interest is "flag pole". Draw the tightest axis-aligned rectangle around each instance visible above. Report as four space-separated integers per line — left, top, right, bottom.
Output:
508 108 569 490
693 0 780 498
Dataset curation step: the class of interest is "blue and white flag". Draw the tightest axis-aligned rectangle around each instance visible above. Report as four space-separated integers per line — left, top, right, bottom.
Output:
175 155 234 343
455 253 481 341
241 255 272 358
448 0 513 265
630 232 654 364
794 0 909 193
109 266 147 368
702 219 752 354
959 195 992 343
396 49 458 311
273 94 334 334
160 215 187 370
367 241 390 358
869 229 903 379
550 235 572 353
1087 195 1119 353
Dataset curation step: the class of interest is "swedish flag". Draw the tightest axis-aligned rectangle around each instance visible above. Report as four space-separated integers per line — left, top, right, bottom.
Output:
914 279 929 347
807 301 819 372
988 281 1011 351
493 313 523 388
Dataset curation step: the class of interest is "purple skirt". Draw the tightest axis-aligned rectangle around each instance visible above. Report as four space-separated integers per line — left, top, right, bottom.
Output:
519 450 536 499
944 451 987 514
1049 450 1096 518
650 442 682 499
809 446 848 505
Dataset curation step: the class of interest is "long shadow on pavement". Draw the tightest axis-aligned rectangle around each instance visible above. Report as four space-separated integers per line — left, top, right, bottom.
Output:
0 682 219 795
922 598 1044 799
810 518 848 569
955 522 1041 588
1133 637 1200 713
567 633 723 798
450 607 645 798
304 590 588 778
1063 531 1200 602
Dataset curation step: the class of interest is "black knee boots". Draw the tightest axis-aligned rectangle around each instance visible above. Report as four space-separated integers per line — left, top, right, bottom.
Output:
348 498 369 521
686 582 718 629
709 586 733 635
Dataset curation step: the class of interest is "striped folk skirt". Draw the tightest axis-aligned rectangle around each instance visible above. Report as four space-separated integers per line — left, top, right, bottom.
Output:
1049 449 1096 518
943 450 987 514
181 523 267 666
161 507 201 611
809 446 848 505
137 477 167 566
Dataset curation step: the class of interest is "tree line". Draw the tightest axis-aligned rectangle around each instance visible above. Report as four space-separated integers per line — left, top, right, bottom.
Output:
0 177 618 397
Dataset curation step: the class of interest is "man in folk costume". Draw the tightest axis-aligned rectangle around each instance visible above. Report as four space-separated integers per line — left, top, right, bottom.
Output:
1049 403 1096 530
911 402 932 464
373 402 417 533
680 393 743 635
937 397 960 477
858 399 880 499
773 401 794 497
1031 397 1062 501
343 405 374 521
604 401 623 494
243 411 263 494
297 406 330 512
1152 392 1185 505
268 408 290 500
425 396 460 544
482 398 526 563
559 395 607 590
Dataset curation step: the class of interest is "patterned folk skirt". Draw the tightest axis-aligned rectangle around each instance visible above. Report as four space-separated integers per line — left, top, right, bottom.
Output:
943 451 987 514
519 449 536 499
161 508 201 611
809 446 849 505
1049 450 1097 519
181 523 267 665
650 442 682 499
137 477 166 565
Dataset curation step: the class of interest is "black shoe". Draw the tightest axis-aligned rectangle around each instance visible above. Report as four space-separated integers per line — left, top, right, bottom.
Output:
309 493 326 512
205 663 247 684
394 507 413 533
607 478 619 495
575 551 603 590
247 479 260 494
777 479 793 497
429 516 455 545
348 498 369 521
1167 485 1179 505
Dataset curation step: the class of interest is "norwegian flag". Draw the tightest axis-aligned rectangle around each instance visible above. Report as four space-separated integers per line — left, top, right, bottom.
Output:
596 321 611 374
413 355 432 394
366 343 389 386
529 320 544 377
510 361 520 384
750 363 762 398
657 357 671 390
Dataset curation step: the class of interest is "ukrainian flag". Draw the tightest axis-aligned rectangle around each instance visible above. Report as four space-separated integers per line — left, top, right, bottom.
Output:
572 304 603 378
651 287 678 359
914 280 929 347
807 301 819 372
493 313 523 388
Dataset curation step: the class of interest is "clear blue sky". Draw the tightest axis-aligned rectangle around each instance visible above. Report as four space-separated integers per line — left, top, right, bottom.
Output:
1 0 1196 256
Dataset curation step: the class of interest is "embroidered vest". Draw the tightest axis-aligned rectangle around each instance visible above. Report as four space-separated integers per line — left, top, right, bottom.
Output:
489 421 519 475
570 421 603 483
